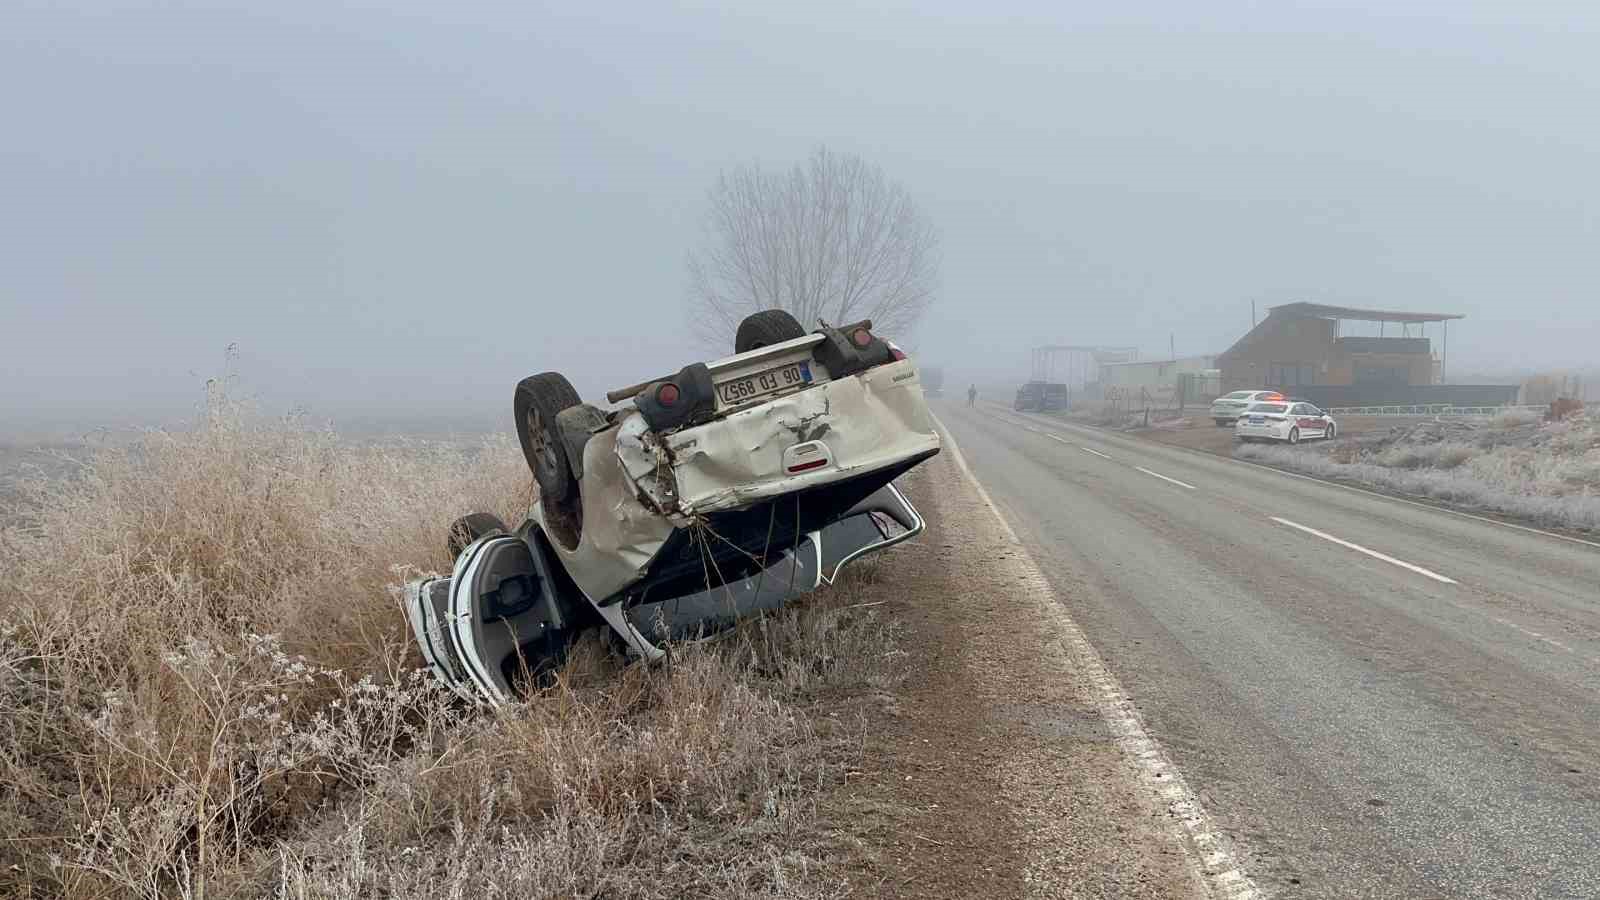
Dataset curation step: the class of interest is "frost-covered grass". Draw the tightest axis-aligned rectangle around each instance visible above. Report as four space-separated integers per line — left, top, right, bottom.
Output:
1236 412 1600 531
0 390 898 899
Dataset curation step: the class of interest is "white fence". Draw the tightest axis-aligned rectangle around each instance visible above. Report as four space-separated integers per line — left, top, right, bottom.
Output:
1326 404 1547 417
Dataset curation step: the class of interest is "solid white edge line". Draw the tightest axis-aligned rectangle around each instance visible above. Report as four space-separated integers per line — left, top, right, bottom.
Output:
994 403 1600 552
932 411 1261 899
1081 445 1112 459
1136 466 1198 490
1271 516 1459 585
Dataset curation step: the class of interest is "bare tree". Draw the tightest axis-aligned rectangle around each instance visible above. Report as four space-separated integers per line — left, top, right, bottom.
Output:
687 146 939 346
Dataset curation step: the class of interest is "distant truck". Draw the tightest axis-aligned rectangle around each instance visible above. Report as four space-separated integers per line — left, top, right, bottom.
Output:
1014 381 1068 412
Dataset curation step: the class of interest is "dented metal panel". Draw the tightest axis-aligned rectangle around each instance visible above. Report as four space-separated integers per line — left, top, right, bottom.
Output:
535 417 675 605
665 359 938 514
540 357 937 605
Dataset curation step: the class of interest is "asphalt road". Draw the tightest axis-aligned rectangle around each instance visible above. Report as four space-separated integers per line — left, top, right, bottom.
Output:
937 400 1600 899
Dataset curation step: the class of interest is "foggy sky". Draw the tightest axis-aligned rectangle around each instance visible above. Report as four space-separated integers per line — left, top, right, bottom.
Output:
3 1 1597 426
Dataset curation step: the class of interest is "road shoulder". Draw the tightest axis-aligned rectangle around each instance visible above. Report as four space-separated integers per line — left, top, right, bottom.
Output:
823 442 1207 898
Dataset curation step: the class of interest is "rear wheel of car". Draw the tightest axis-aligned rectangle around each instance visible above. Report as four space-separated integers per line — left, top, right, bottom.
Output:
735 309 807 354
1288 427 1301 445
447 512 508 559
1215 418 1229 427
514 373 584 548
514 373 581 500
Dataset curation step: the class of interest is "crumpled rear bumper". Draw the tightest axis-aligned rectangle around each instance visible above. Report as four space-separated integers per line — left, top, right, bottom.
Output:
660 358 939 515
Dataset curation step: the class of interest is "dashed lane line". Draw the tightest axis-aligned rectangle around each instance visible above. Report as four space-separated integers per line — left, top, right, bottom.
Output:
1271 516 1458 585
1136 466 1198 490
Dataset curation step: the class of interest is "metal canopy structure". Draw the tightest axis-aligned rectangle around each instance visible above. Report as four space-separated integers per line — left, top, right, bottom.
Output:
1030 345 1140 391
1271 302 1464 324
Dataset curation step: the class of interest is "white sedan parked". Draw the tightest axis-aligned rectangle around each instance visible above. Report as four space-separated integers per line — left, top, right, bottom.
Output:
1234 401 1338 444
1210 390 1284 426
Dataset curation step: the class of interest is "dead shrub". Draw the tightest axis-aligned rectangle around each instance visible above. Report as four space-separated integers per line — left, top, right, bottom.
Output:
1491 408 1542 429
0 391 897 899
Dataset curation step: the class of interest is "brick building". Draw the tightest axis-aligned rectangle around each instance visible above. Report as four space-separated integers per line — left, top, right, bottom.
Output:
1217 302 1461 394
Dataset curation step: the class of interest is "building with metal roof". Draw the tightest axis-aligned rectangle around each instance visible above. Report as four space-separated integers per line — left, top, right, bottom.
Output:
1217 302 1462 398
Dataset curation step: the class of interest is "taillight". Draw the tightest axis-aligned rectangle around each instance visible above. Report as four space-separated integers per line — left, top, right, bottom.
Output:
889 347 906 361
656 383 680 406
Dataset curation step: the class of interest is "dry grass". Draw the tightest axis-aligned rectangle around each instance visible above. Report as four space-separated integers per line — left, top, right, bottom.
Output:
1235 411 1600 531
0 388 900 899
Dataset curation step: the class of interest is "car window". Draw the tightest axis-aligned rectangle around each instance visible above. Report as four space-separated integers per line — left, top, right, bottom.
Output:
1222 391 1255 400
1290 403 1310 415
1247 403 1288 413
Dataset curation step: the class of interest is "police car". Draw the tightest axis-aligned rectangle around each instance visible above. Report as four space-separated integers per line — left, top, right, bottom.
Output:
1234 400 1338 444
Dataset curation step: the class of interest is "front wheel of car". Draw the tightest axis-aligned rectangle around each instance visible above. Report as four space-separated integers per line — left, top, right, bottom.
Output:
735 309 807 354
1325 423 1337 440
447 512 509 559
1287 427 1301 445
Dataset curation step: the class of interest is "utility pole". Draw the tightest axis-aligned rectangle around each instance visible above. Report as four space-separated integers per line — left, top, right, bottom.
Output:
1170 333 1176 360
1251 300 1257 330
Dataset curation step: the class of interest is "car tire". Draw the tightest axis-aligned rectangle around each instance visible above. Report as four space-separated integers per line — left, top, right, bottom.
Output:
1325 422 1337 440
1288 427 1301 445
514 373 582 502
735 309 807 354
1215 418 1229 427
447 512 508 559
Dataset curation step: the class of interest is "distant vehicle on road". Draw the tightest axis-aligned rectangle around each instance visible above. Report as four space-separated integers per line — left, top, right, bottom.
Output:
1014 381 1068 412
1234 401 1337 444
1211 390 1284 426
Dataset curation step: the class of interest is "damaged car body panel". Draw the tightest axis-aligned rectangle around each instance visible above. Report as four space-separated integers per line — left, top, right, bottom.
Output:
404 313 940 705
662 358 936 515
409 482 924 701
548 350 936 607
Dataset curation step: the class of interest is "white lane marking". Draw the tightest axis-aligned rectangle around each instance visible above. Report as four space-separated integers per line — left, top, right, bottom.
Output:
1489 616 1574 653
1270 517 1458 585
1136 466 1197 490
934 412 1261 899
1081 446 1112 459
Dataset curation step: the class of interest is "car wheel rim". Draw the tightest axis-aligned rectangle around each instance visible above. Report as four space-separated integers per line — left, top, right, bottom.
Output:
528 409 558 472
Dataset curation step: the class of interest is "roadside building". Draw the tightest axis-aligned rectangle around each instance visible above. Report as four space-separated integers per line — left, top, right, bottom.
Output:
1216 302 1518 408
1218 302 1459 392
1099 355 1218 408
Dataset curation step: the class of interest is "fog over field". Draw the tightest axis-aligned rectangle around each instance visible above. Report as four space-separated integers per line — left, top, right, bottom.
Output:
3 1 1597 430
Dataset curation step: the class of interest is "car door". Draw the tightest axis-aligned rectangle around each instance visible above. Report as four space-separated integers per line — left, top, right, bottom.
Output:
1307 406 1332 436
449 530 582 705
818 481 925 584
1290 403 1319 436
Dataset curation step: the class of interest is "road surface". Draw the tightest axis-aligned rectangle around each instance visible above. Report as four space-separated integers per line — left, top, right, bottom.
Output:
938 400 1600 899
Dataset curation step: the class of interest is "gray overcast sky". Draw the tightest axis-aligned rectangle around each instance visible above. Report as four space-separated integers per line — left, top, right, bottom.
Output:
3 0 1596 424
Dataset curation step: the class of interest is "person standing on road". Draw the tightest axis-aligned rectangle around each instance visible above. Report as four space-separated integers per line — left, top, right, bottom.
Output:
967 384 977 406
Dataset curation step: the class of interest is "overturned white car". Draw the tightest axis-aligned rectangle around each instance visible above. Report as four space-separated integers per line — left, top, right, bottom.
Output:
404 311 940 704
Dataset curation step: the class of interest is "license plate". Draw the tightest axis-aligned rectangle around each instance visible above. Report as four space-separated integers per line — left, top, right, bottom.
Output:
1248 416 1265 424
715 361 812 407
